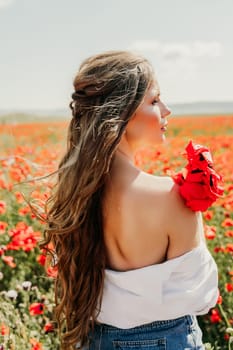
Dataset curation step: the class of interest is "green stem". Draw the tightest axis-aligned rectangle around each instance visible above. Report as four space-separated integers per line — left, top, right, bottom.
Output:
218 304 231 328
218 304 232 350
228 337 232 350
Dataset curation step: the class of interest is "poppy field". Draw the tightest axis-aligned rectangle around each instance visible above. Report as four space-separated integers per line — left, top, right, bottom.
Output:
0 115 233 349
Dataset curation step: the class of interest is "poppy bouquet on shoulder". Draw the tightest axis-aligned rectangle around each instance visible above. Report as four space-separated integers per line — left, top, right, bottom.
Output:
172 141 224 212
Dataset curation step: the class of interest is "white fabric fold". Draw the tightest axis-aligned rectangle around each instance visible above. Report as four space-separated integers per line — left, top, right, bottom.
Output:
97 241 218 328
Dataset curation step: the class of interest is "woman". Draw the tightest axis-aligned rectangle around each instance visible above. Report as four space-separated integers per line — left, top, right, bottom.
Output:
43 51 218 349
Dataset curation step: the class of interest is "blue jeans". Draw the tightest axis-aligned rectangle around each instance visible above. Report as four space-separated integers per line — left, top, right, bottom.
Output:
83 315 204 349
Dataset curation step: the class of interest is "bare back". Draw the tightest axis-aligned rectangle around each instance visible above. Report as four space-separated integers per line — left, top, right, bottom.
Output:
102 160 203 272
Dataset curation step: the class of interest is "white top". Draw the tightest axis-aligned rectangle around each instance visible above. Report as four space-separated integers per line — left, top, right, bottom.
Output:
96 240 218 328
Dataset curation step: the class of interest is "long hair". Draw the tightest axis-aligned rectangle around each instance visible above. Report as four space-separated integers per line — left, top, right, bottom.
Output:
41 50 154 349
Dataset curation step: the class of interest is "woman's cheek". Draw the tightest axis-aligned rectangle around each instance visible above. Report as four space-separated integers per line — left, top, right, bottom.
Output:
149 114 160 129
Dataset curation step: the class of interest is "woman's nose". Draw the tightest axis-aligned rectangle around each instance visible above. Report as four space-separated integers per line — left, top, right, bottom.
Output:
161 101 172 118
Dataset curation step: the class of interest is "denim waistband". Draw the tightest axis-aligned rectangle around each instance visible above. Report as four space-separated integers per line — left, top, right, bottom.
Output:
93 315 195 334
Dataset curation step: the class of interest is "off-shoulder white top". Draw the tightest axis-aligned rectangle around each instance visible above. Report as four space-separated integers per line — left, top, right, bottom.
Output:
96 240 218 328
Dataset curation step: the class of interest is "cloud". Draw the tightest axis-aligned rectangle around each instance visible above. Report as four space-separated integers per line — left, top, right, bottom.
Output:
0 0 14 9
127 40 225 103
129 40 223 61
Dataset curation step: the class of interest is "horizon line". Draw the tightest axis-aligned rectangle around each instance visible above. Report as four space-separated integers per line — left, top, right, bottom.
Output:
1 100 233 111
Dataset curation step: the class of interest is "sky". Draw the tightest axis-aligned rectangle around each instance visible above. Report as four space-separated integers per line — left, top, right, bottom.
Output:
0 0 233 110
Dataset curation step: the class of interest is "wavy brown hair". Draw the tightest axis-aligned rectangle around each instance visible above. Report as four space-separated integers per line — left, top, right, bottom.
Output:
41 50 154 349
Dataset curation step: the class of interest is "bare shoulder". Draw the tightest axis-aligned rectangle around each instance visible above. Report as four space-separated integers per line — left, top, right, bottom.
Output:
131 172 174 196
126 173 175 217
126 173 175 227
132 172 205 259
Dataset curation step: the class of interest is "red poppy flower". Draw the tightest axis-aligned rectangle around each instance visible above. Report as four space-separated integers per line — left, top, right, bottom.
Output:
29 302 45 315
2 255 16 268
172 141 224 211
225 230 233 238
204 225 216 240
0 323 9 335
44 323 54 333
225 283 233 292
30 338 43 350
210 308 222 323
37 253 46 266
225 243 233 253
204 210 214 220
0 221 7 234
46 265 58 278
216 294 223 305
0 200 6 215
214 246 225 253
216 289 222 305
7 222 41 252
14 191 24 203
221 218 233 227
